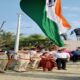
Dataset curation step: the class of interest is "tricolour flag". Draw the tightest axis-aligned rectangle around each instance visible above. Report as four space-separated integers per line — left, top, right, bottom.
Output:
20 0 71 47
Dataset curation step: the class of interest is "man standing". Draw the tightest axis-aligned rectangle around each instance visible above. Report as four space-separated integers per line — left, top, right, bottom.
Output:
55 48 70 70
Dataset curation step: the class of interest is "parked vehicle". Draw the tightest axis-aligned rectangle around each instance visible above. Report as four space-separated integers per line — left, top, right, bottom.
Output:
71 47 80 62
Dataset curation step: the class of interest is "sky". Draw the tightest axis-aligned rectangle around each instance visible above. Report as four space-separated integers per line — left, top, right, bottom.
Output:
0 0 80 40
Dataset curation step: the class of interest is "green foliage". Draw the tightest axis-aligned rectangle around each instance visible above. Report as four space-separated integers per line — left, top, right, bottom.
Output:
0 30 15 50
19 34 54 49
0 31 54 50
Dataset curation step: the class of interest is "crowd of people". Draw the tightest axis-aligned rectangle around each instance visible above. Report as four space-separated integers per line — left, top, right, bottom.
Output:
0 45 80 73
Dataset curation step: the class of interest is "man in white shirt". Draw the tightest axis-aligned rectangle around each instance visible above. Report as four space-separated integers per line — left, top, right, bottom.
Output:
55 49 70 70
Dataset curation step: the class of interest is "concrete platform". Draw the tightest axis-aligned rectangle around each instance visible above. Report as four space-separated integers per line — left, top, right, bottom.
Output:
0 62 80 80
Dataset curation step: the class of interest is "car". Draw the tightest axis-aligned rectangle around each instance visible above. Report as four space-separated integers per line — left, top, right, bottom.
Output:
70 49 80 62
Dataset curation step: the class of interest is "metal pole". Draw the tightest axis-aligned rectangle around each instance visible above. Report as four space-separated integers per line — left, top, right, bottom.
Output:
14 14 21 53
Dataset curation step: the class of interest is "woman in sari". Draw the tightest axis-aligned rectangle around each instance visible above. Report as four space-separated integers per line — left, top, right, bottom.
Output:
39 51 56 71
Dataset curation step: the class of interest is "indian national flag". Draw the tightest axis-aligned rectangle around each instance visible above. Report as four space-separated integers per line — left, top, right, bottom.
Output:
20 0 71 47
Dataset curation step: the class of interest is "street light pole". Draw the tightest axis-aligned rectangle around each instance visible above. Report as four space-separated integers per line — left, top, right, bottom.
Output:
14 14 21 53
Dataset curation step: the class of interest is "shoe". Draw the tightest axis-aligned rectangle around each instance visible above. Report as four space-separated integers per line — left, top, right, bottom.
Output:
62 69 67 70
0 71 5 73
57 68 61 70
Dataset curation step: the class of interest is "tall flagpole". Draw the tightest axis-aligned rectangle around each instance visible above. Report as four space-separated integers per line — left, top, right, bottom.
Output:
14 14 21 53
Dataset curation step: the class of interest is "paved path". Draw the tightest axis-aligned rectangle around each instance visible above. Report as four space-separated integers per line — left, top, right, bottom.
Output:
0 62 80 80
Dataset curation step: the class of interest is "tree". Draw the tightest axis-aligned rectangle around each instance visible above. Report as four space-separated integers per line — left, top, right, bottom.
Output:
0 31 15 50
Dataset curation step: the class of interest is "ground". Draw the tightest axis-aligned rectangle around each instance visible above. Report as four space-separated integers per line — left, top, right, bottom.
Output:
0 62 80 80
